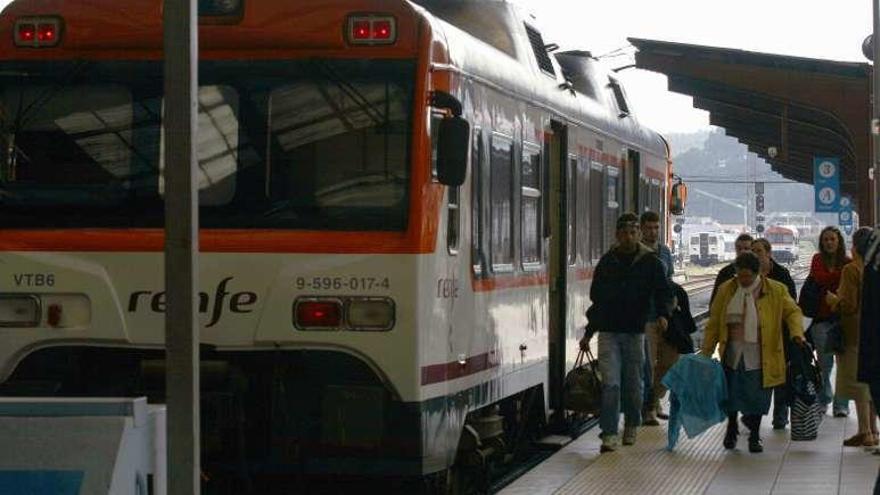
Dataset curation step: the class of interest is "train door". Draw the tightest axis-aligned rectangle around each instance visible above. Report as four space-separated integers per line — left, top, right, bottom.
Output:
547 121 568 425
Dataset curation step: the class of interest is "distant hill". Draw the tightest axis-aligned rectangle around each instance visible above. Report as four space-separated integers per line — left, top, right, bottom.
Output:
665 130 711 156
670 128 815 224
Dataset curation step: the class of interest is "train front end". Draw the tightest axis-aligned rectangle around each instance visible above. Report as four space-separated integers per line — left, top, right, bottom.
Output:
0 0 452 484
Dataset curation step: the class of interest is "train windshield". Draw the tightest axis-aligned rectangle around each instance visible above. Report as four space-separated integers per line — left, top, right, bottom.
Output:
0 59 415 230
767 232 795 244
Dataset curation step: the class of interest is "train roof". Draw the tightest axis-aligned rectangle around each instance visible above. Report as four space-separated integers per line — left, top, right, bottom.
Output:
413 0 668 157
0 0 668 159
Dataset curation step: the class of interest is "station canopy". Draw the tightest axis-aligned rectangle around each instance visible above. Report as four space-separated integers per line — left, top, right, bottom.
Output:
629 38 873 220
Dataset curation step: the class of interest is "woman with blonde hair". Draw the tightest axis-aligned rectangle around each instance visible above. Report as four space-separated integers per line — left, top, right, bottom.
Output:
826 227 878 446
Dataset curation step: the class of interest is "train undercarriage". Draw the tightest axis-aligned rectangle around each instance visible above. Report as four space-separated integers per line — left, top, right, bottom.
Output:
0 346 558 494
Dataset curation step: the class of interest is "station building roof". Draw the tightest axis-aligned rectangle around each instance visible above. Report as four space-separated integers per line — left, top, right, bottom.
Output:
628 38 873 221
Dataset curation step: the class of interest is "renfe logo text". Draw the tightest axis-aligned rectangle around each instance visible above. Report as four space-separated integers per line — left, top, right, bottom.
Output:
127 277 257 327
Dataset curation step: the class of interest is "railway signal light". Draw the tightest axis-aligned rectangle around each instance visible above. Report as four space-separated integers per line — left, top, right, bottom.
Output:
756 194 765 213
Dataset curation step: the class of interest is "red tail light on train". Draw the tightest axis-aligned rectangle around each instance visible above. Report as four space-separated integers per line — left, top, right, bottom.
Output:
346 15 396 45
295 299 343 329
14 17 62 47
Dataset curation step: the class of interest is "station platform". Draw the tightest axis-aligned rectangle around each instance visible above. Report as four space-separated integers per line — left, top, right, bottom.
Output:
501 406 879 494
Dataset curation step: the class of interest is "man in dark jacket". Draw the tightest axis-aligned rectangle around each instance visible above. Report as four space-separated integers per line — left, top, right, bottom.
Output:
752 237 797 430
582 212 672 452
710 233 754 304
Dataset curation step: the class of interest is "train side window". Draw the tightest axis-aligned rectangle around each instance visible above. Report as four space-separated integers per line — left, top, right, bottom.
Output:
639 176 650 212
589 161 604 261
521 143 543 268
604 166 621 251
576 157 589 263
471 129 486 275
447 184 460 255
650 178 661 215
490 133 514 271
567 156 577 266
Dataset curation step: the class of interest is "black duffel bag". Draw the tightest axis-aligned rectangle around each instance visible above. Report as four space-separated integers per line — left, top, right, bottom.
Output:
564 348 602 415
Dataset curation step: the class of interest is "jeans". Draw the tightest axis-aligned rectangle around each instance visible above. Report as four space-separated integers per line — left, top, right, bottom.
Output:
811 320 850 412
599 332 645 436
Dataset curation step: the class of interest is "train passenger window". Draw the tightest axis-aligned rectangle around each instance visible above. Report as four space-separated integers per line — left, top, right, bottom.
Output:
521 144 542 268
490 134 514 271
604 166 621 251
567 156 577 266
159 85 239 206
589 162 604 261
576 157 590 263
648 178 661 219
472 129 486 275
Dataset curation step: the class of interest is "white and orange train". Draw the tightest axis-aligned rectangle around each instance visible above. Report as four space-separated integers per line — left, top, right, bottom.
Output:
0 0 682 488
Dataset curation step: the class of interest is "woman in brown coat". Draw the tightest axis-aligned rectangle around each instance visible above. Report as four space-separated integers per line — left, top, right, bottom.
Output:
827 227 878 446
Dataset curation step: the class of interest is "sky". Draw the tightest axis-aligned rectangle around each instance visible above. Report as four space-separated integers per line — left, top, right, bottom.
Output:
529 0 873 133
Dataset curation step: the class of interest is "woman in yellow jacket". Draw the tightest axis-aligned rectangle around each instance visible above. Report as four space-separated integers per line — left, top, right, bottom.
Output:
702 252 806 453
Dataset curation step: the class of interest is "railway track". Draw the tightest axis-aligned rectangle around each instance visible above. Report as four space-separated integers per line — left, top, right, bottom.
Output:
689 264 811 326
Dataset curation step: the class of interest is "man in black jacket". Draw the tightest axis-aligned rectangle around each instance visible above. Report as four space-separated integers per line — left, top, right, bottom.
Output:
582 212 672 452
710 233 754 304
751 237 797 430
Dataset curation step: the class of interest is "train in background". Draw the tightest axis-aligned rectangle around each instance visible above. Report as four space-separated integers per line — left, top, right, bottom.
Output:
0 0 685 492
765 225 800 265
688 231 737 266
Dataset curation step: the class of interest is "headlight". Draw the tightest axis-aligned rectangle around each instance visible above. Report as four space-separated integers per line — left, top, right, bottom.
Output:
0 295 41 327
346 298 395 331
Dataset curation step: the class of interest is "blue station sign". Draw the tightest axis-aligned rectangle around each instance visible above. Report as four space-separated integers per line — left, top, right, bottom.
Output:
814 157 840 213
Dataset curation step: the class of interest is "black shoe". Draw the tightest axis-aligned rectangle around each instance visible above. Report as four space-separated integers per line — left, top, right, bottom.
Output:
833 410 849 418
657 411 669 420
723 429 738 449
772 422 787 430
748 436 764 453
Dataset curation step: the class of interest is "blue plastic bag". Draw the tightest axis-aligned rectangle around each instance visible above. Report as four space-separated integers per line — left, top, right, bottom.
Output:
661 354 728 450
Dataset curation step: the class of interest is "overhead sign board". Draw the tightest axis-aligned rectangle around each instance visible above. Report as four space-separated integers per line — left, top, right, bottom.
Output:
814 157 840 213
